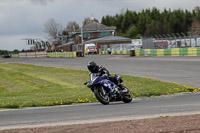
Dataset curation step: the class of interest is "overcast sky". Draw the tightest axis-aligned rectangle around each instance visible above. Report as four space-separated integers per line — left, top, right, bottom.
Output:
0 0 200 51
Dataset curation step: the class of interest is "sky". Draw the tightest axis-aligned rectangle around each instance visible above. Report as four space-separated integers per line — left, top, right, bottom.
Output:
0 0 200 51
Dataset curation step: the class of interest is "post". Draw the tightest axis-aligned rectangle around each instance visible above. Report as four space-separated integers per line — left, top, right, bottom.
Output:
176 33 181 48
159 34 164 49
181 33 186 47
154 35 159 49
81 26 83 43
172 33 177 48
189 32 192 47
163 34 168 48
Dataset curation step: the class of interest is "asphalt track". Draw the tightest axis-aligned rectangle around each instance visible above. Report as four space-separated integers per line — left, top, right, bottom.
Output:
0 55 200 129
1 55 200 88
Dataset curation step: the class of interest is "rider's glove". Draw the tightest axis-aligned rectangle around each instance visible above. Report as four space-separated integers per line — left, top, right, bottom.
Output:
87 84 92 88
102 74 108 78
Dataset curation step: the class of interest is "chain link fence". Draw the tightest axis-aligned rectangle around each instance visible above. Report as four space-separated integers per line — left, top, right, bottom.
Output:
142 33 200 49
100 43 142 52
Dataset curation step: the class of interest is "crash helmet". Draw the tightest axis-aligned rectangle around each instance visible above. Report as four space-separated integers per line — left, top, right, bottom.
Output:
87 61 97 73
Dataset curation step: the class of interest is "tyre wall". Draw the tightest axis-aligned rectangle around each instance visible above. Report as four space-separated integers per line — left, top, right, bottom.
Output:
135 48 200 56
47 52 76 58
101 50 130 55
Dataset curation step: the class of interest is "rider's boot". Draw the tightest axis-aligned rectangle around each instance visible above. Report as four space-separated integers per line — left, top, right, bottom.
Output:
114 86 120 94
118 85 128 93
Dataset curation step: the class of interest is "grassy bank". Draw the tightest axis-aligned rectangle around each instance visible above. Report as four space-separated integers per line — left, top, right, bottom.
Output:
0 62 198 108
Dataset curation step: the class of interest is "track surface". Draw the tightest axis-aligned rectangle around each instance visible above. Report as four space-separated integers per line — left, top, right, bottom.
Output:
0 92 200 129
1 55 200 88
0 55 200 129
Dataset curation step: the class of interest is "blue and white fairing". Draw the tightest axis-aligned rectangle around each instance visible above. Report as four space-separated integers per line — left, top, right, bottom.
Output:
115 75 121 82
89 73 116 93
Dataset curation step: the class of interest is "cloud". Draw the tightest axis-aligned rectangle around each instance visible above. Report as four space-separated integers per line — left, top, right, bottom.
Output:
30 0 54 6
1 0 200 50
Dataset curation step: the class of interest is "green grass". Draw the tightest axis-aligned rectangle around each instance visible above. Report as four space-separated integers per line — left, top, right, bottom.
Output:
0 63 198 109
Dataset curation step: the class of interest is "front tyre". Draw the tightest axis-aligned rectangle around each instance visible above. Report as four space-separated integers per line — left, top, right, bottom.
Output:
94 86 110 105
121 86 132 103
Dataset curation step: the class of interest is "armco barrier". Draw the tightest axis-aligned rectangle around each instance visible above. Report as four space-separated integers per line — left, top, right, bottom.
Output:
47 52 76 58
135 48 200 56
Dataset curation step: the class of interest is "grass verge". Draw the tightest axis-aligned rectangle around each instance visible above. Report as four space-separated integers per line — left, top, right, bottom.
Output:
0 63 199 109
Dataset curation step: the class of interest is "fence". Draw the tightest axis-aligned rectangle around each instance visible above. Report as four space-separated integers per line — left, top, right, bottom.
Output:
135 48 200 56
142 33 200 49
101 43 140 55
19 52 47 58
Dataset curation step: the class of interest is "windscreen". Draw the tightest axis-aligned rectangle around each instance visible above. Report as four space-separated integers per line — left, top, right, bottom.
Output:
88 46 96 49
90 73 98 81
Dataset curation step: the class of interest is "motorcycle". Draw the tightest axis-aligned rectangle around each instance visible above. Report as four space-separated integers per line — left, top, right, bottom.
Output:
84 73 132 105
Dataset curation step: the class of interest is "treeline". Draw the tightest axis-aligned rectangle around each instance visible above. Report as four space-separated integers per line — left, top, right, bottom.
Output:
101 7 200 38
0 49 19 55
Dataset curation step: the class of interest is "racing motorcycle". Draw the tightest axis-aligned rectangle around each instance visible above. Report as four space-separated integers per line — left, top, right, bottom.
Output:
84 73 132 105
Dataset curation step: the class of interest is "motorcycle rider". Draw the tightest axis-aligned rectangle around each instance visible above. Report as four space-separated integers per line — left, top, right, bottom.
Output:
87 61 120 93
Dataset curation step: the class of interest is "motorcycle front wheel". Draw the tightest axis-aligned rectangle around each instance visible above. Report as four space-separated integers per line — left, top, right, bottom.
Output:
121 86 132 103
94 86 110 105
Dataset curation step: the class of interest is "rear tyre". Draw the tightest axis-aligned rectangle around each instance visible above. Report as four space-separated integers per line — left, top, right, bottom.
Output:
121 86 132 103
94 86 110 105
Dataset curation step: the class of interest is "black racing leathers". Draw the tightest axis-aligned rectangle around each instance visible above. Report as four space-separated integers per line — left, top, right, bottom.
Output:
92 65 118 85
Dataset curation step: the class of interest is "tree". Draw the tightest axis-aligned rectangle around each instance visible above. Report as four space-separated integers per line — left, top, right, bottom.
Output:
137 13 146 34
43 18 62 39
121 10 132 32
150 7 161 21
12 49 20 54
189 19 200 35
100 7 198 38
115 14 124 31
145 20 160 35
101 16 106 25
127 25 140 38
83 17 99 26
104 15 112 26
65 21 80 33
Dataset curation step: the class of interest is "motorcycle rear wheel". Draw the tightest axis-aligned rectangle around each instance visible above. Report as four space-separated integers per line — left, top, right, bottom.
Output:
94 86 110 105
